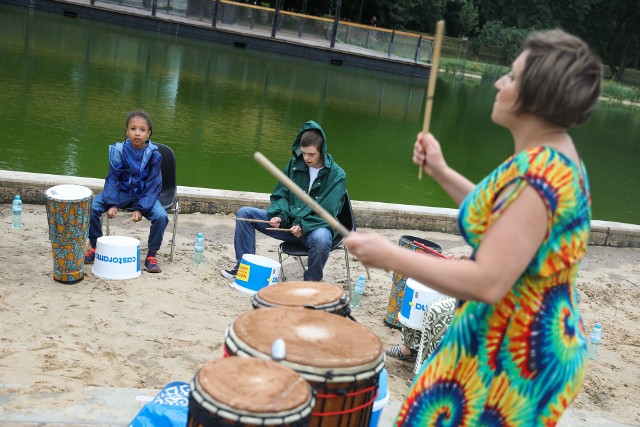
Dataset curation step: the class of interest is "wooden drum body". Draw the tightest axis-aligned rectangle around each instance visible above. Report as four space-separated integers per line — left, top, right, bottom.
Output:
44 185 93 284
225 307 385 427
252 282 350 317
189 357 314 426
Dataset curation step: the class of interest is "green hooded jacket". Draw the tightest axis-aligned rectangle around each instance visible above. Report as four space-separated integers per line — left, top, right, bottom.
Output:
267 120 347 239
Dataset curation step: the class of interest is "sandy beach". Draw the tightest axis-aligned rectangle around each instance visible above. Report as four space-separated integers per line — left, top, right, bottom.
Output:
1 202 639 425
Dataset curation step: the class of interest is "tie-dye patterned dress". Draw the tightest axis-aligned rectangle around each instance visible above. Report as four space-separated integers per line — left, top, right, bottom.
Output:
396 146 591 426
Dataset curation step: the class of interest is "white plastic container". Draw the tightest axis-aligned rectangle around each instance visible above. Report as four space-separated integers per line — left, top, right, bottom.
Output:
398 278 448 329
369 368 389 427
92 236 141 280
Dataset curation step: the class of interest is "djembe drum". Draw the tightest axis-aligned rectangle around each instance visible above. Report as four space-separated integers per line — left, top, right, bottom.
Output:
384 235 442 329
189 357 314 426
252 281 351 317
225 307 384 427
44 185 93 284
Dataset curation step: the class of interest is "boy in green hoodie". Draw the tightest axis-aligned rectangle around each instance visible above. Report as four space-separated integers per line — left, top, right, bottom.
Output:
221 120 346 282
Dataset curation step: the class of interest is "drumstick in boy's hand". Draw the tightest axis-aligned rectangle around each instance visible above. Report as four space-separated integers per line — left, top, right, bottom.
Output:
122 217 134 225
265 227 293 232
236 218 272 224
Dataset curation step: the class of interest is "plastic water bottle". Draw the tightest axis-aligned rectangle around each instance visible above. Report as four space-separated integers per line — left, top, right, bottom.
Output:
350 275 366 309
193 232 204 266
12 195 22 229
588 323 602 360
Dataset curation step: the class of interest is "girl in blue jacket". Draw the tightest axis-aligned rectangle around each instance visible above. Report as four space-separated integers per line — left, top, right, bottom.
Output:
84 110 168 273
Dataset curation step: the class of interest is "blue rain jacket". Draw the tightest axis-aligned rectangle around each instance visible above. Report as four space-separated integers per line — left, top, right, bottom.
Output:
102 139 162 215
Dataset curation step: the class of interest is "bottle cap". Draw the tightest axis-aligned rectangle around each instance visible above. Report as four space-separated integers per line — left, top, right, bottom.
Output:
594 323 601 328
197 232 203 237
15 195 20 200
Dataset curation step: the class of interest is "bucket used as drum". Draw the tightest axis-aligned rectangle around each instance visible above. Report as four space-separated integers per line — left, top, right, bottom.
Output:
189 357 314 426
231 254 281 296
44 185 93 284
225 307 384 427
92 236 141 280
252 281 350 317
384 235 442 329
398 278 448 330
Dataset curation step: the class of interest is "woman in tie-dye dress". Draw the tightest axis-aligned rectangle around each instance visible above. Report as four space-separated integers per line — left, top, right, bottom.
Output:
344 30 603 426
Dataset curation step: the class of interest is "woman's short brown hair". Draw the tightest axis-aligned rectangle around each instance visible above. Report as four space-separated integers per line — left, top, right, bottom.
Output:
514 29 603 128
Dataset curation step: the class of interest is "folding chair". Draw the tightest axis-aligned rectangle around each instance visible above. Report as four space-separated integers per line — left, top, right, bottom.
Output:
277 192 355 300
105 142 180 262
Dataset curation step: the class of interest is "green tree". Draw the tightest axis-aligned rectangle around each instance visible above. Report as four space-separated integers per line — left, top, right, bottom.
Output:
473 20 528 63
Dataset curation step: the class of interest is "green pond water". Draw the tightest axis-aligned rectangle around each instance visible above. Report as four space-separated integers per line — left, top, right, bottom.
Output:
1 3 638 224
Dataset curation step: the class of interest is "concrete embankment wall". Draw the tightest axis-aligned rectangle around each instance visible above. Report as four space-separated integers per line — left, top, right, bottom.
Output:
2 170 639 248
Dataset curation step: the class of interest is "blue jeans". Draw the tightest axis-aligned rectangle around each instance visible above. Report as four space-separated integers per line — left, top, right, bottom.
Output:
234 207 332 281
88 192 169 253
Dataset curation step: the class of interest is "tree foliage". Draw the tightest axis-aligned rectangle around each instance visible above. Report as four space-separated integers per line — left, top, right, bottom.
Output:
276 0 639 80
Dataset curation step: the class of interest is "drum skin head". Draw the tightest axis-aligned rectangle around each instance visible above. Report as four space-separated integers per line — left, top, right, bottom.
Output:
232 307 382 368
256 282 344 307
197 357 311 413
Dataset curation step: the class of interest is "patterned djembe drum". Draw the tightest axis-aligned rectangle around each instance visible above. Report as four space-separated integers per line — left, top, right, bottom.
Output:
384 235 442 329
44 185 93 284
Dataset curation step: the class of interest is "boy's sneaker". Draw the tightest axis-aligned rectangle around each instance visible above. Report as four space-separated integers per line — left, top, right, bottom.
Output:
145 256 161 273
220 268 237 281
84 247 96 264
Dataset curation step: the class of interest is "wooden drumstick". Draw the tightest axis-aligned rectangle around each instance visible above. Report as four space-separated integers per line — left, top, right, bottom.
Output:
418 20 445 180
265 227 294 232
237 218 272 224
122 217 134 225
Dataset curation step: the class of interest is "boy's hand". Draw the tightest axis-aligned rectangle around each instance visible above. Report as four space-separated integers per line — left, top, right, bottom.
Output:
290 225 302 238
269 217 282 228
107 207 118 219
132 211 143 223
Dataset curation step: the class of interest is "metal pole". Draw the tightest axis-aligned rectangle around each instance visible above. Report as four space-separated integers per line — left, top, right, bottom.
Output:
298 0 307 38
414 35 422 62
357 0 364 23
271 0 282 38
151 0 157 16
388 30 395 58
211 0 220 28
330 0 341 48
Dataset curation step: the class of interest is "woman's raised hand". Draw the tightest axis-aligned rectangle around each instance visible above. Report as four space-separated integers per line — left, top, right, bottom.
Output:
413 132 447 179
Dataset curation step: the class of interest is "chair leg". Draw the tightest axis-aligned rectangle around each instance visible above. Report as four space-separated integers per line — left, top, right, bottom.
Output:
344 247 352 302
296 257 306 273
169 207 178 262
277 245 287 282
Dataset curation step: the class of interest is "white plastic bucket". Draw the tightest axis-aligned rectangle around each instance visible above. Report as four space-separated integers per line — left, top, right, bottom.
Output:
398 278 447 329
92 236 141 280
231 254 281 296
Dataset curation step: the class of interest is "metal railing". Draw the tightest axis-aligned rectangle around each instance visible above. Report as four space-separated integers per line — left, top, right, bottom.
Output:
90 0 437 64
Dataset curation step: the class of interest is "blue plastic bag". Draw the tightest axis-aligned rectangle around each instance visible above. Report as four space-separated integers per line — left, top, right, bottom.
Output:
129 381 190 427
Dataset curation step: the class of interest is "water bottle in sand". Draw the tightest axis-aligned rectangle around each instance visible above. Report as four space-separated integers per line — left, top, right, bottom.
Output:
350 275 366 309
194 232 204 266
12 195 22 229
588 323 602 360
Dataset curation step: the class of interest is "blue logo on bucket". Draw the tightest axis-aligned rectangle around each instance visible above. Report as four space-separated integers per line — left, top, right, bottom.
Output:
95 253 138 264
235 260 277 292
400 286 415 318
